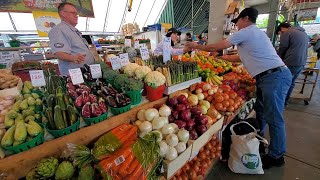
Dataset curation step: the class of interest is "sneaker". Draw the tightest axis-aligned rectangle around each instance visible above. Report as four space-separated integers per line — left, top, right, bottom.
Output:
262 155 285 169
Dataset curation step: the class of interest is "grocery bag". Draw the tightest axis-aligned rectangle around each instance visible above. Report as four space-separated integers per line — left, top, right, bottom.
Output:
228 121 268 174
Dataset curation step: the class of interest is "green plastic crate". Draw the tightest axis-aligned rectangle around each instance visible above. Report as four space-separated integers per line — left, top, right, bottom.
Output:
46 119 80 138
84 112 109 126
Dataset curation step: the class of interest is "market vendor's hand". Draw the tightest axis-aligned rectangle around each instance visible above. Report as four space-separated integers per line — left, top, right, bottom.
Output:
74 53 86 64
185 42 198 49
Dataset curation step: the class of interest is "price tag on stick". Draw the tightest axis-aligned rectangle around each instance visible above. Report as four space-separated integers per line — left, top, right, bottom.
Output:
119 53 130 66
140 47 150 60
89 64 102 79
29 70 46 87
110 56 122 70
68 68 84 85
134 41 140 48
125 39 132 47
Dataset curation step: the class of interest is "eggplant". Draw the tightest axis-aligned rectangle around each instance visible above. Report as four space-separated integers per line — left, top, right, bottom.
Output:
84 64 91 72
106 96 117 108
80 67 86 74
108 85 118 94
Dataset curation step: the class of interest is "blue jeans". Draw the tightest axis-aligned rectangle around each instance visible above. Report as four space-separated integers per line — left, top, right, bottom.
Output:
286 66 304 105
255 67 292 159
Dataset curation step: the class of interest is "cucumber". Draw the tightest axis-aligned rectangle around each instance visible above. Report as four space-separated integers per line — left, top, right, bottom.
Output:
54 105 66 129
67 105 78 125
45 108 55 130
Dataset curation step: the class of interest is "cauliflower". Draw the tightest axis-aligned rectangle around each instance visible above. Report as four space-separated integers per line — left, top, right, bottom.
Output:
145 71 166 88
135 66 152 80
123 63 140 77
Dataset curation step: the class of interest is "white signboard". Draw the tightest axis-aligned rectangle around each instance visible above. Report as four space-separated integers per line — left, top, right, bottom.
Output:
0 51 20 68
89 64 102 79
163 37 171 63
119 53 130 66
29 70 46 87
69 68 84 85
110 56 122 70
140 47 150 60
125 39 132 47
134 41 140 48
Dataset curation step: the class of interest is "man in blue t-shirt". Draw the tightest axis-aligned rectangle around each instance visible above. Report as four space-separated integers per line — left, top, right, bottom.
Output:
186 7 292 169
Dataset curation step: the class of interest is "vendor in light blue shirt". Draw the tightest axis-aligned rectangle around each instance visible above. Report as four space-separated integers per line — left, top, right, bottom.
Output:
49 2 95 75
186 8 292 169
154 28 190 56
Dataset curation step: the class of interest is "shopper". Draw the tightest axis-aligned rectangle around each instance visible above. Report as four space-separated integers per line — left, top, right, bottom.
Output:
154 28 190 56
186 7 292 169
48 2 95 75
185 32 193 42
276 22 309 105
310 33 320 59
197 35 206 45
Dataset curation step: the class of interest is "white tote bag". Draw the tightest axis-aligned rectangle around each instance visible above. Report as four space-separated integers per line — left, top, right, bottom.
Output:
228 121 268 174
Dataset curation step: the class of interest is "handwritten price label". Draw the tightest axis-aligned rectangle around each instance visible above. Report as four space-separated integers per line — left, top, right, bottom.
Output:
191 51 196 58
119 53 129 66
163 37 172 63
68 68 84 85
29 70 46 87
110 56 122 70
125 39 132 47
89 64 102 79
140 47 150 60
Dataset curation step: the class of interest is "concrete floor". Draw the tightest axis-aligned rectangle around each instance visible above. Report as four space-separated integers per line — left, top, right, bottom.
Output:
207 74 320 180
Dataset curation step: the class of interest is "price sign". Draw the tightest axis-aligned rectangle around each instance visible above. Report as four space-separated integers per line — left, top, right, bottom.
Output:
89 64 102 79
134 41 140 48
125 39 132 47
119 53 129 66
140 47 150 60
191 51 196 58
68 68 84 85
29 70 46 87
163 37 171 63
110 56 121 70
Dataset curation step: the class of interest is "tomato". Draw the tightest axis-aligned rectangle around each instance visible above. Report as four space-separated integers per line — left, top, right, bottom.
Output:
185 163 190 171
211 135 217 141
200 146 205 152
211 147 217 153
228 99 235 106
194 164 200 175
193 156 198 161
199 152 206 160
217 88 223 93
217 145 222 151
221 106 227 112
216 152 221 158
210 151 216 159
203 91 208 99
193 160 200 167
210 140 217 146
204 149 211 156
228 92 237 99
187 169 197 179
222 93 229 101
214 95 224 103
233 103 239 110
222 100 230 107
206 142 213 150
180 174 188 180
227 106 235 112
214 103 223 111
235 96 243 103
176 169 182 176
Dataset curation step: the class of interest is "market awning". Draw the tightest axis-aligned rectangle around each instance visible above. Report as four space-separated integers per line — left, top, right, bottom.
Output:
0 0 168 34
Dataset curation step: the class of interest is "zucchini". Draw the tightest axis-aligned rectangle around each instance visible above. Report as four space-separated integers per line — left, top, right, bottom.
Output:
47 94 56 111
45 108 55 129
54 105 66 129
67 105 78 125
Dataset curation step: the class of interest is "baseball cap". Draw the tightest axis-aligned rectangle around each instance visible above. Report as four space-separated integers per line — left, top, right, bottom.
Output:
231 8 259 24
166 28 181 37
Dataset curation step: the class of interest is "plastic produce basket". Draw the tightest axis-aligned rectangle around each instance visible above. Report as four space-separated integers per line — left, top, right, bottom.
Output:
84 112 109 125
2 125 45 154
110 103 131 115
46 119 80 138
125 90 143 105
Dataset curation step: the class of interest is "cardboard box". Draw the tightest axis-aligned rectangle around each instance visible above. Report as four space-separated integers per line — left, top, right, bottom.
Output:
163 144 192 179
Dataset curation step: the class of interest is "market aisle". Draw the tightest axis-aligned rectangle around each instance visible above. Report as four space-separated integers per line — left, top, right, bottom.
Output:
207 85 320 180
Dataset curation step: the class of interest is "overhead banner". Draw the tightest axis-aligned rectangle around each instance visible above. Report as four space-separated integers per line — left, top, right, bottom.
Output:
295 8 318 21
32 11 61 37
0 0 94 17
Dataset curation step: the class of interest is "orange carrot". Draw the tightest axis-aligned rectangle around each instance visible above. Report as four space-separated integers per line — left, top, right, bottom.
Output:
111 124 132 137
128 159 140 174
99 146 133 172
128 163 143 180
118 126 137 143
118 153 135 177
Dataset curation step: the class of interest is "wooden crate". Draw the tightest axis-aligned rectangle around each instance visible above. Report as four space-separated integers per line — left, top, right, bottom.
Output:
163 144 192 179
0 97 168 180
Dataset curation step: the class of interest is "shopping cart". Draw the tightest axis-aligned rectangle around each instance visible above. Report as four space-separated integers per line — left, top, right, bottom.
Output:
291 57 319 105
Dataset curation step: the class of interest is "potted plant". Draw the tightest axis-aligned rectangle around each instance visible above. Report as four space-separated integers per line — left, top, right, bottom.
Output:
144 71 166 101
9 39 21 47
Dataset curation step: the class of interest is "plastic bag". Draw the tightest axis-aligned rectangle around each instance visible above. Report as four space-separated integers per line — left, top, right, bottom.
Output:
98 133 161 180
65 143 93 168
228 121 268 174
92 123 137 160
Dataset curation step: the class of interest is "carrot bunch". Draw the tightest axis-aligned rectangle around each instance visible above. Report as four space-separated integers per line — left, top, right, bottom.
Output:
92 123 138 161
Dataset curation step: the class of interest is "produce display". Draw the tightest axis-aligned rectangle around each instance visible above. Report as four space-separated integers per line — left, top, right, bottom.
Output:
1 81 43 154
0 73 20 90
172 136 221 179
135 38 150 43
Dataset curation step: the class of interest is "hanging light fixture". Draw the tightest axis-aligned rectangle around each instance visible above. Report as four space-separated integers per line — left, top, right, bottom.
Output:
128 0 133 12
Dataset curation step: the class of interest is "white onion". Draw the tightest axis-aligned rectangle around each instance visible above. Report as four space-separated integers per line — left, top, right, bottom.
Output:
159 105 171 117
138 121 152 133
177 129 190 142
165 146 178 161
159 141 169 157
170 123 179 134
175 142 187 154
135 120 143 126
144 108 159 121
166 134 179 147
161 124 174 135
137 109 146 121
152 117 165 130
